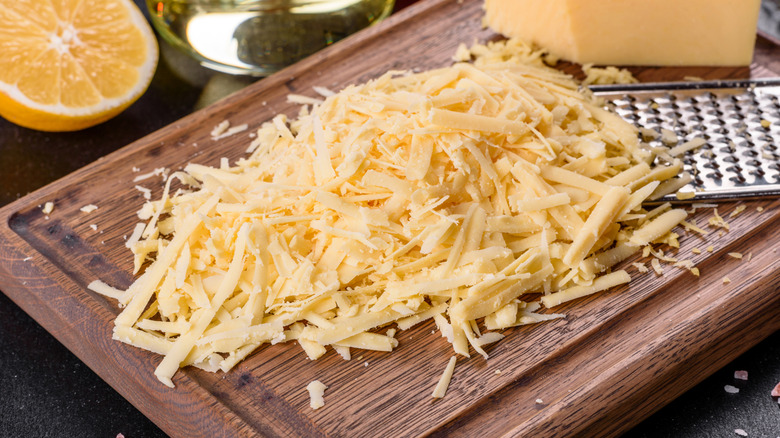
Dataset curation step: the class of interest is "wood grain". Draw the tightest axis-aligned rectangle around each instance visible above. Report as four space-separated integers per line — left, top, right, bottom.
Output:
0 0 778 436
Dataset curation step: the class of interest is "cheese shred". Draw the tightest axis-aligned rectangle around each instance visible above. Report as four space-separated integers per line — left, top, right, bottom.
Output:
432 356 458 399
103 38 687 390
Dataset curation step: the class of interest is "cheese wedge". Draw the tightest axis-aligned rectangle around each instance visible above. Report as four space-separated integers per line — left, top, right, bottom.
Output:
484 0 761 66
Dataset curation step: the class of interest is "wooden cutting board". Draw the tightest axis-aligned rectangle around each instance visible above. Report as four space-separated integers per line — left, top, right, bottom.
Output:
1 0 778 436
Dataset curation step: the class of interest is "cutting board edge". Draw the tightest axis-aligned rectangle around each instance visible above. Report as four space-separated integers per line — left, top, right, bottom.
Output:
0 0 779 435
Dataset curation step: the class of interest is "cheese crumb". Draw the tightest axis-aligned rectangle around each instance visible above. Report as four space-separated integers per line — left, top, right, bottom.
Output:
89 224 98 232
760 119 771 129
757 206 764 212
651 258 663 276
708 209 729 231
706 245 714 253
453 43 472 62
42 202 54 215
134 185 152 200
724 385 739 394
722 276 731 284
210 120 229 138
639 128 660 141
581 63 638 86
133 167 169 183
535 398 544 404
213 123 249 141
660 129 678 145
675 191 695 200
306 380 328 409
734 429 748 437
691 248 701 254
80 204 98 213
728 252 743 260
729 205 746 218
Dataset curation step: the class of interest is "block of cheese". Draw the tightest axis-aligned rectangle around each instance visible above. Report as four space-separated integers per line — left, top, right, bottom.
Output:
484 0 761 66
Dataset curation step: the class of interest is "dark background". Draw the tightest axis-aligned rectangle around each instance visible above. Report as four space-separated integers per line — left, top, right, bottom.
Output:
1 1 779 437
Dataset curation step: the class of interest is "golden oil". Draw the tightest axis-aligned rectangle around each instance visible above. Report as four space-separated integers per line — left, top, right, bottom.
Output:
148 0 395 76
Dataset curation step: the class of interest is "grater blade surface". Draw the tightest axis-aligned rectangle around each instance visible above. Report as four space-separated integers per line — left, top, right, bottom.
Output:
591 79 780 203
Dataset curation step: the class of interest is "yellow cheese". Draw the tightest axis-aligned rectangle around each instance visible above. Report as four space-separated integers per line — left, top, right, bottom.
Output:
99 37 689 390
484 0 761 66
432 356 458 398
306 380 328 409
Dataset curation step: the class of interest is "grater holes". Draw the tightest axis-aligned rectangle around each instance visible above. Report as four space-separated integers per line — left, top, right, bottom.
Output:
719 146 734 155
703 161 720 170
745 159 762 168
748 167 765 179
595 81 780 197
705 170 724 180
728 174 746 184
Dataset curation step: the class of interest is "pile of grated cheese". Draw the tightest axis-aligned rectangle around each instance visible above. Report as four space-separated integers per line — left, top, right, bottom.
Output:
104 39 690 388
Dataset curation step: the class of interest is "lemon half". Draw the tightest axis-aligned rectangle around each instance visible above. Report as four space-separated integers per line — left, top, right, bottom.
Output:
0 0 159 132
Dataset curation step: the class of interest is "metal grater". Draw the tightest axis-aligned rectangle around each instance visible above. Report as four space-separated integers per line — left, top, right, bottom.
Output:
591 79 780 202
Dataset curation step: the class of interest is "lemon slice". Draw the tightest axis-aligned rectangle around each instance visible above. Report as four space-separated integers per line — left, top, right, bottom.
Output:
0 0 158 132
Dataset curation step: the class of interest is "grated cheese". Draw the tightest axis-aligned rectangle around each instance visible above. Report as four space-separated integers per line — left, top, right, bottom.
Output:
87 280 126 300
42 201 54 215
729 205 746 218
134 185 152 200
133 167 169 183
101 38 688 389
708 208 730 231
306 380 328 409
581 63 638 86
660 129 678 145
432 356 458 398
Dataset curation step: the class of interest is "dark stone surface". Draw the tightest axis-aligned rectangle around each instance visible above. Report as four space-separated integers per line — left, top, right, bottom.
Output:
0 1 778 437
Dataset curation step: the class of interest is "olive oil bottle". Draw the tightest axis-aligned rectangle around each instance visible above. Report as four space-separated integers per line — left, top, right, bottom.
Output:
147 0 395 76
